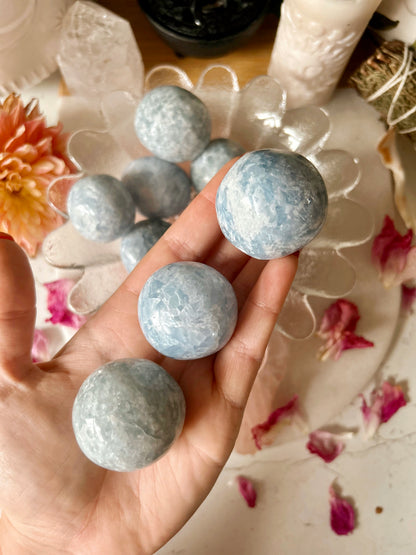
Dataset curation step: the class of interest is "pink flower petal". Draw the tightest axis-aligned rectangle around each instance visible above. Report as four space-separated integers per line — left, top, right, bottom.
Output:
236 476 257 508
251 395 298 450
329 485 355 535
401 284 416 311
317 299 374 361
372 215 415 287
361 380 407 438
31 328 49 363
306 430 345 463
44 279 86 329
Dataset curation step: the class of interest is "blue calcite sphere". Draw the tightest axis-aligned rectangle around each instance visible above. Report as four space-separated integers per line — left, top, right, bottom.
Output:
216 149 328 259
67 174 135 242
120 219 171 272
134 86 211 162
122 156 191 218
72 358 186 472
138 261 238 360
191 138 245 192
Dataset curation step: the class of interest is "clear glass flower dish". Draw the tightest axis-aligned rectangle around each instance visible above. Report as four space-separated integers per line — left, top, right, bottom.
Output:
44 64 374 341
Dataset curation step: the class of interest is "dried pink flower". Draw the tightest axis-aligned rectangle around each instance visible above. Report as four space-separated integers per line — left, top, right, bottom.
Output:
361 380 407 438
401 284 416 311
372 215 416 287
329 485 355 536
251 394 299 450
0 94 75 256
45 279 86 329
306 430 345 463
236 476 257 508
317 299 374 361
31 329 49 363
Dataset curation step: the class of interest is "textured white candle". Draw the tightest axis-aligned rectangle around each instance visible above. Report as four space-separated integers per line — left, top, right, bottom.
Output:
268 0 382 108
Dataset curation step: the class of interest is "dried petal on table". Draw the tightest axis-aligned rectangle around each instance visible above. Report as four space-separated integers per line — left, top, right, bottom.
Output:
31 329 49 363
377 129 416 234
372 214 416 287
329 484 356 536
306 430 345 463
251 394 299 450
236 476 257 508
401 283 416 311
360 380 407 439
317 299 374 361
45 279 87 329
0 94 75 256
235 332 290 454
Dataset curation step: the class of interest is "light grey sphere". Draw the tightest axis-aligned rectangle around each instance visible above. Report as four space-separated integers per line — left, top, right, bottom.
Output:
191 138 245 192
134 86 211 162
216 149 328 259
120 219 171 272
138 261 238 360
122 157 191 218
67 174 135 242
72 358 186 472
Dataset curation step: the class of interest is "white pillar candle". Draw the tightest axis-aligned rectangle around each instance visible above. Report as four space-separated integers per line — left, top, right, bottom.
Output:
268 0 382 108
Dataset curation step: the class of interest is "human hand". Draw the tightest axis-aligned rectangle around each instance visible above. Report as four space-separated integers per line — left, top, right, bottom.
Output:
0 162 297 554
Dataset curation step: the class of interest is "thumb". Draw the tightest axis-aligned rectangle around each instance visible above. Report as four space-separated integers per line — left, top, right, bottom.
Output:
0 233 36 381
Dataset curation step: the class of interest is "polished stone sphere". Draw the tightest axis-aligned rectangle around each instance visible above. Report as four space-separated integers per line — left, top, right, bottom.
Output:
134 85 211 162
72 358 186 472
191 138 244 192
216 149 328 259
122 156 191 218
120 219 171 272
138 261 238 360
67 174 135 242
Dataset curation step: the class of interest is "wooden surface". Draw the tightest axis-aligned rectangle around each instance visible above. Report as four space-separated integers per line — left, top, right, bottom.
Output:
97 0 280 86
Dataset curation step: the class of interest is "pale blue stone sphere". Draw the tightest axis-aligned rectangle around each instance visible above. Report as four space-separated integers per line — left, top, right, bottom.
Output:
134 86 211 162
216 149 328 259
191 138 245 192
120 219 171 272
72 358 186 472
67 174 135 242
138 261 238 360
122 156 191 218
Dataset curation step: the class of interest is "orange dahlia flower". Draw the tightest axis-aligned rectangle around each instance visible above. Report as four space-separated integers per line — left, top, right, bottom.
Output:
0 93 75 256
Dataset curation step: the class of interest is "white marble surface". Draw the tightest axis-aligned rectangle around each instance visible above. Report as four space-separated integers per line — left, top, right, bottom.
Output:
25 72 416 554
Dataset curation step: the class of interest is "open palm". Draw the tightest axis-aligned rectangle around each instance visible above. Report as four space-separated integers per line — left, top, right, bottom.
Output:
0 165 297 554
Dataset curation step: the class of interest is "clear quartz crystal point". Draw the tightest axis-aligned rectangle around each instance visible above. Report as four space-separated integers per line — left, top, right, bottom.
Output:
57 0 144 98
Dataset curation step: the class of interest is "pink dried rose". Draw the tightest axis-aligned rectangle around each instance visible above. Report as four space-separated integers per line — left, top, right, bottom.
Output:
236 476 257 508
45 279 86 329
306 430 345 463
251 394 299 450
361 380 407 438
317 299 374 361
0 93 75 256
329 484 355 536
372 215 416 287
31 329 49 363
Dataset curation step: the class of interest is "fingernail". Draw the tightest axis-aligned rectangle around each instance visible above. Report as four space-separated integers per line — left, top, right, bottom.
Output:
293 250 301 258
0 232 14 241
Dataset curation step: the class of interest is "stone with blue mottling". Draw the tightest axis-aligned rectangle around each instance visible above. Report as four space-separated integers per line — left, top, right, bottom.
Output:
138 261 238 360
72 358 186 472
67 174 135 242
121 219 171 272
134 86 211 162
122 156 191 218
216 149 328 259
191 138 245 192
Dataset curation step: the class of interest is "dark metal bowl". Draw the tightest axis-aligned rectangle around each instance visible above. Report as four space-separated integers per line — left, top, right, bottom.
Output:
138 0 272 58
